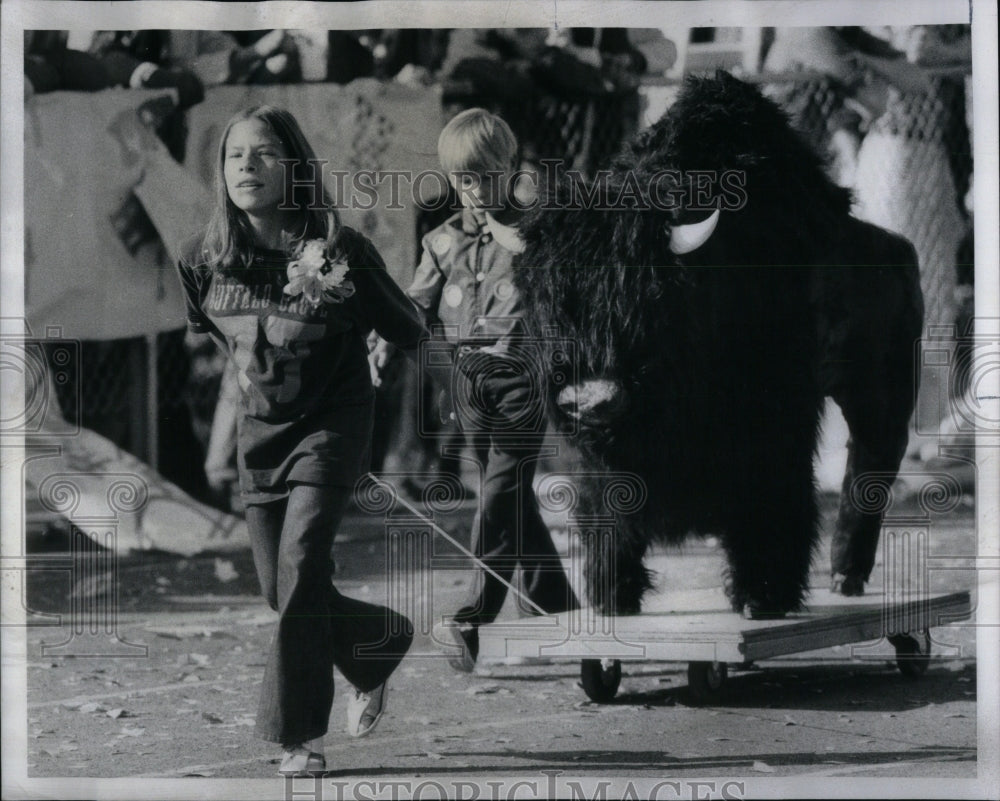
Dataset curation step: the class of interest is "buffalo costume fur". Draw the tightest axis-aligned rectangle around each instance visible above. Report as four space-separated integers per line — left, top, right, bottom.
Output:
515 72 923 618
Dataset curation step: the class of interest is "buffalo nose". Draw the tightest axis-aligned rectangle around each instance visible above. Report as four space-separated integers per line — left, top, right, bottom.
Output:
557 379 622 422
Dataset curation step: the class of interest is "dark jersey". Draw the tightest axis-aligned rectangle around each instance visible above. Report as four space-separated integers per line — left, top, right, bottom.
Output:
177 227 425 500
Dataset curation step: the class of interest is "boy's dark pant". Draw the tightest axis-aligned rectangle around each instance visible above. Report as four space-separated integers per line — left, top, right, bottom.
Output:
452 357 579 626
246 483 412 745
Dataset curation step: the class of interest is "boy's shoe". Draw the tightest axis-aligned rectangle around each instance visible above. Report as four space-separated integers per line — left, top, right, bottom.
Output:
346 682 388 738
278 746 326 777
436 620 479 673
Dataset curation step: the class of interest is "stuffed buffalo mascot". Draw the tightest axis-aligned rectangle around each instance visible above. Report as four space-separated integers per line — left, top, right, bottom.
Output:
516 72 924 618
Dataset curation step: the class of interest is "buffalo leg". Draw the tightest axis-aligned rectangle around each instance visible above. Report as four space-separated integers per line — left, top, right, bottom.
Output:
723 465 819 619
830 410 911 595
583 516 653 615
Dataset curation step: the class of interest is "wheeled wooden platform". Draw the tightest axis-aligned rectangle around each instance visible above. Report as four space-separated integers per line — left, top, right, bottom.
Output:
477 588 973 703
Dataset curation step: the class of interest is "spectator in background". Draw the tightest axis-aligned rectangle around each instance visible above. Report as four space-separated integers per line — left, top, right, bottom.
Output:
40 30 304 101
312 30 451 86
627 28 678 77
91 29 303 90
25 30 204 122
83 31 206 106
24 31 112 96
224 31 303 83
26 30 205 107
543 27 648 90
370 29 451 84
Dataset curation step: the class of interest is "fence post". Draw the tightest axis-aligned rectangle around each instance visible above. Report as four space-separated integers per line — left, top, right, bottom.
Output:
145 333 159 471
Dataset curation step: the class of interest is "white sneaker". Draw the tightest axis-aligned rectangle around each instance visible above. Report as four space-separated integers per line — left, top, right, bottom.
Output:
346 683 387 738
278 745 326 776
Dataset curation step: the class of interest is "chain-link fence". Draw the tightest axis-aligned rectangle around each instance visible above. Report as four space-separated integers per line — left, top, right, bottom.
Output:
44 331 217 504
766 71 973 334
529 91 642 175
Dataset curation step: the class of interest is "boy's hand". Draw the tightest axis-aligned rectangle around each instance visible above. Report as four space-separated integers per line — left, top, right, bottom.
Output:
368 336 397 387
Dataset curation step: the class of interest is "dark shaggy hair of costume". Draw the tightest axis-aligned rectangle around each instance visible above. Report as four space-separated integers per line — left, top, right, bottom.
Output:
519 71 852 376
515 72 869 615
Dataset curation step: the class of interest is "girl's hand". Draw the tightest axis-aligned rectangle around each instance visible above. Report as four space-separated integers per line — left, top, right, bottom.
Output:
368 337 396 387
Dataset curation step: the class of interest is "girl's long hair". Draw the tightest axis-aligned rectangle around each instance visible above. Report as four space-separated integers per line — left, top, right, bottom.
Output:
202 105 341 272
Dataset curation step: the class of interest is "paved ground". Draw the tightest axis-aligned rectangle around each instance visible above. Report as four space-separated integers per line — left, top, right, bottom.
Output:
8 491 986 796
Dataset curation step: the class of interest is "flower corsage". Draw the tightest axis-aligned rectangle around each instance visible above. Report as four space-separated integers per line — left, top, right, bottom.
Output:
283 239 356 307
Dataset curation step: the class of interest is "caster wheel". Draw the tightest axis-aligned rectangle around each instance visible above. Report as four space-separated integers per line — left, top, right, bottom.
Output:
580 658 621 702
687 661 728 705
890 631 931 678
